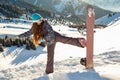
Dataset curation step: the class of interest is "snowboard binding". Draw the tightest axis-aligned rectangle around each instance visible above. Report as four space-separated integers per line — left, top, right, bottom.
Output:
80 58 86 67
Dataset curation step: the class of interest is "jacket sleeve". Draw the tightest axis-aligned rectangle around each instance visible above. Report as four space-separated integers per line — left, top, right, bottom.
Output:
18 28 33 38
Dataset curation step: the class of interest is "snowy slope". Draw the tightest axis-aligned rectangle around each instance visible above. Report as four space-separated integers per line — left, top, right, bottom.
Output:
0 19 120 80
95 12 120 25
24 0 111 19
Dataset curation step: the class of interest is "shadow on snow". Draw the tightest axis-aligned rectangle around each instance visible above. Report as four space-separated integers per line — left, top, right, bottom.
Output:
33 69 109 80
94 50 120 66
1 45 46 65
11 46 46 65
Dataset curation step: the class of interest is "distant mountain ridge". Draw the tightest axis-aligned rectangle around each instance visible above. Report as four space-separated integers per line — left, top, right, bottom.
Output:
0 0 54 18
0 0 84 23
95 12 120 25
83 0 120 12
24 0 112 19
0 0 113 24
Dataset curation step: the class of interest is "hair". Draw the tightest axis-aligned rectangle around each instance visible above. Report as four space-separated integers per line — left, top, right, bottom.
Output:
32 21 44 46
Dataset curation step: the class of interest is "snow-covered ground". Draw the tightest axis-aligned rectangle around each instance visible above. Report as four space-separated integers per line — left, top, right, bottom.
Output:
95 12 120 26
0 18 120 80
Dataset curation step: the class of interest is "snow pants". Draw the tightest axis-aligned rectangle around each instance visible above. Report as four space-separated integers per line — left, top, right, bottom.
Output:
45 32 84 74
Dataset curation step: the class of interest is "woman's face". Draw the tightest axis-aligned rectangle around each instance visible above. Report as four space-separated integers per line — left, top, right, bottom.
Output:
37 20 42 25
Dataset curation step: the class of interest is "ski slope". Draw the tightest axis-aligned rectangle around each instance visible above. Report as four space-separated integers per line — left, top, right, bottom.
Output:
0 19 120 80
95 12 120 25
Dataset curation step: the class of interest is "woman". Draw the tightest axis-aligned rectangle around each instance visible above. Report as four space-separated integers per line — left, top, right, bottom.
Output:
18 13 86 74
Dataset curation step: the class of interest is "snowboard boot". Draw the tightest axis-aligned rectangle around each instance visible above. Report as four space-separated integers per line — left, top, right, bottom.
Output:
26 40 31 50
80 58 86 67
45 71 53 74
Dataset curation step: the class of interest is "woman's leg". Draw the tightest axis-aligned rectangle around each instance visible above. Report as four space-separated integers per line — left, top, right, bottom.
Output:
45 32 86 74
45 42 56 74
55 32 86 48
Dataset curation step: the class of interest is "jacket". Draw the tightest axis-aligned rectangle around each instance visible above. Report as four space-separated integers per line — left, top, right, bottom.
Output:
18 20 55 45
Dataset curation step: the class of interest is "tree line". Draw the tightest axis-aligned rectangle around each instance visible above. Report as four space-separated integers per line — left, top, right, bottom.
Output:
0 2 52 18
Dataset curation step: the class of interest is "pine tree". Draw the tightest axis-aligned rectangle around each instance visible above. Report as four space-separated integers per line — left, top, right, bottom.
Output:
16 38 22 47
4 35 12 47
0 37 3 44
26 40 31 50
29 40 36 50
23 37 27 44
0 44 4 52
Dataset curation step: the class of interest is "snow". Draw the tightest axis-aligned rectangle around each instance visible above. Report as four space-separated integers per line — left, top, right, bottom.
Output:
34 0 38 5
95 12 120 25
54 0 69 12
0 17 120 80
54 0 84 15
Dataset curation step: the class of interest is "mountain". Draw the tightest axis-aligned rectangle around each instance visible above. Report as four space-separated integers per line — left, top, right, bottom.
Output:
1 0 115 24
83 0 120 12
95 12 120 25
0 0 85 24
24 0 112 20
0 0 54 19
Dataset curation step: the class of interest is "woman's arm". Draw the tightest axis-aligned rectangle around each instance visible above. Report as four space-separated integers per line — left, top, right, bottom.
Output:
18 28 33 38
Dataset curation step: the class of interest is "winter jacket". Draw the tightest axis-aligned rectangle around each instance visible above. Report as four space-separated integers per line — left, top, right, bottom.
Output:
18 20 55 45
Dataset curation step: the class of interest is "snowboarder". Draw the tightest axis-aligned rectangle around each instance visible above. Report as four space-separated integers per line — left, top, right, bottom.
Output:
17 13 86 74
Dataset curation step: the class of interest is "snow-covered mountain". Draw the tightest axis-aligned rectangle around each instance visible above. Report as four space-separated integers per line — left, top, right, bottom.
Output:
24 0 111 19
95 12 120 25
83 0 120 12
0 0 56 19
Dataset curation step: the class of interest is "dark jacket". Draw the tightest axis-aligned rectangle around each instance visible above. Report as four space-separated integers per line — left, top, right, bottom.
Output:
18 20 55 45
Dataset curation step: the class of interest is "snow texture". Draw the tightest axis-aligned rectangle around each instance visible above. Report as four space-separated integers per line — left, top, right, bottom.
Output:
0 14 120 80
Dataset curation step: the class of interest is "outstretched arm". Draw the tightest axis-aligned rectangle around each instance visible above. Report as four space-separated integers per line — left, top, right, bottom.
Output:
18 28 33 38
